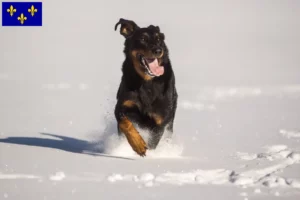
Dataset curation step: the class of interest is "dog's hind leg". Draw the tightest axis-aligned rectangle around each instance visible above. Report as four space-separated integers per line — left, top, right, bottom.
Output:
147 126 165 149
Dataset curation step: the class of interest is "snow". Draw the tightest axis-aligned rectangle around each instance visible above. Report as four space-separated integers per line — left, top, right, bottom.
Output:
1 0 300 199
104 144 300 189
49 172 66 181
0 173 39 180
280 129 300 139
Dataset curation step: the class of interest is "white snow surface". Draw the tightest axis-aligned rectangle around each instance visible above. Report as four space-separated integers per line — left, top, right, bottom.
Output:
1 0 300 199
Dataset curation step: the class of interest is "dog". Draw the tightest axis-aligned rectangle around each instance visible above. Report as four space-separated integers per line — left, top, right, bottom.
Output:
114 18 178 157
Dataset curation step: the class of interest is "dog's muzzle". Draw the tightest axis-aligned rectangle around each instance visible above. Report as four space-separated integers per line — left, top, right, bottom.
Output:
137 53 164 77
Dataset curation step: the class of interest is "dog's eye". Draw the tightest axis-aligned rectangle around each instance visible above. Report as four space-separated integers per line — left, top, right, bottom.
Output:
140 36 147 42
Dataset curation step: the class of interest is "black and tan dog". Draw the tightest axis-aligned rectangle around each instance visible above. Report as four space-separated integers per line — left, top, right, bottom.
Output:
114 18 178 157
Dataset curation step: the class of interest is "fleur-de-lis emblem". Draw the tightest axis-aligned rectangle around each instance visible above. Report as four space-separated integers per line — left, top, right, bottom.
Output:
7 5 16 16
28 5 38 16
17 13 27 25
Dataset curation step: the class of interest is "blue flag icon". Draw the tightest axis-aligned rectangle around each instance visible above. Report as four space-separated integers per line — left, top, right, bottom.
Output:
2 2 42 26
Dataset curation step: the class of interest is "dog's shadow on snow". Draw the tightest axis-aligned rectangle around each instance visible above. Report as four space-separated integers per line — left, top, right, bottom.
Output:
0 120 134 160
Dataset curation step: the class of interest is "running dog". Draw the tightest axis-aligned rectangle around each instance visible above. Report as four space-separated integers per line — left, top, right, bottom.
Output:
114 18 178 157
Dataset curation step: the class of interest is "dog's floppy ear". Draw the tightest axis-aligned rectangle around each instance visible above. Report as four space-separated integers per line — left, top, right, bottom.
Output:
115 18 140 38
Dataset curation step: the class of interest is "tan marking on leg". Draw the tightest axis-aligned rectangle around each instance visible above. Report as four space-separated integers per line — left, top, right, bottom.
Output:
149 113 163 125
118 117 147 156
122 100 136 108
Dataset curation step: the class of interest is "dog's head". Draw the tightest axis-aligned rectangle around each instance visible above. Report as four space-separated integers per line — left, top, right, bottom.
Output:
115 18 168 80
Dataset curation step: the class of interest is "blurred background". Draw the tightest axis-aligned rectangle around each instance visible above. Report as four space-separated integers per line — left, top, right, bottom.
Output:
1 0 300 85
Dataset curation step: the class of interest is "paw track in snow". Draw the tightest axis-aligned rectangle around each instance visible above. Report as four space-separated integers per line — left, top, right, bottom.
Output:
280 129 300 139
230 145 300 188
236 145 295 162
235 152 258 161
107 145 300 188
0 173 40 180
49 171 66 181
107 166 300 189
107 169 233 187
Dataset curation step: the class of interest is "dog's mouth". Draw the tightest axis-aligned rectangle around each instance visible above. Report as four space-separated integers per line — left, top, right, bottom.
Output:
137 54 164 77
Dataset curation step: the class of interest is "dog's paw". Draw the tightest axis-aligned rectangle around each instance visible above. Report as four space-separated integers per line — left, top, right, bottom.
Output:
126 132 148 157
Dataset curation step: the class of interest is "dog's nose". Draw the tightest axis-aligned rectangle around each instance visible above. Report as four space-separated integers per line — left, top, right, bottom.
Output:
153 48 162 57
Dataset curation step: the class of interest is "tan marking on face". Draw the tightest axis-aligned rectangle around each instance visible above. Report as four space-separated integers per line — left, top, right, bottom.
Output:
131 50 153 81
121 27 128 35
157 51 164 59
157 53 164 65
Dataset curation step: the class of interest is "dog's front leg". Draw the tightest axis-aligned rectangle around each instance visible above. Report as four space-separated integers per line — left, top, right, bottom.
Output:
115 100 147 157
118 115 147 156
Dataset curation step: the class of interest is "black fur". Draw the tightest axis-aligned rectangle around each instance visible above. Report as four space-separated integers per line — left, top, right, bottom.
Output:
114 18 178 154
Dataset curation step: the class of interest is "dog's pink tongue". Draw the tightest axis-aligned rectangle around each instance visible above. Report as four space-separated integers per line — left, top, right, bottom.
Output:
148 59 164 76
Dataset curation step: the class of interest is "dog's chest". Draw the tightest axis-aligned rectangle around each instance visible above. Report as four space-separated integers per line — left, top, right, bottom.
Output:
138 82 168 112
